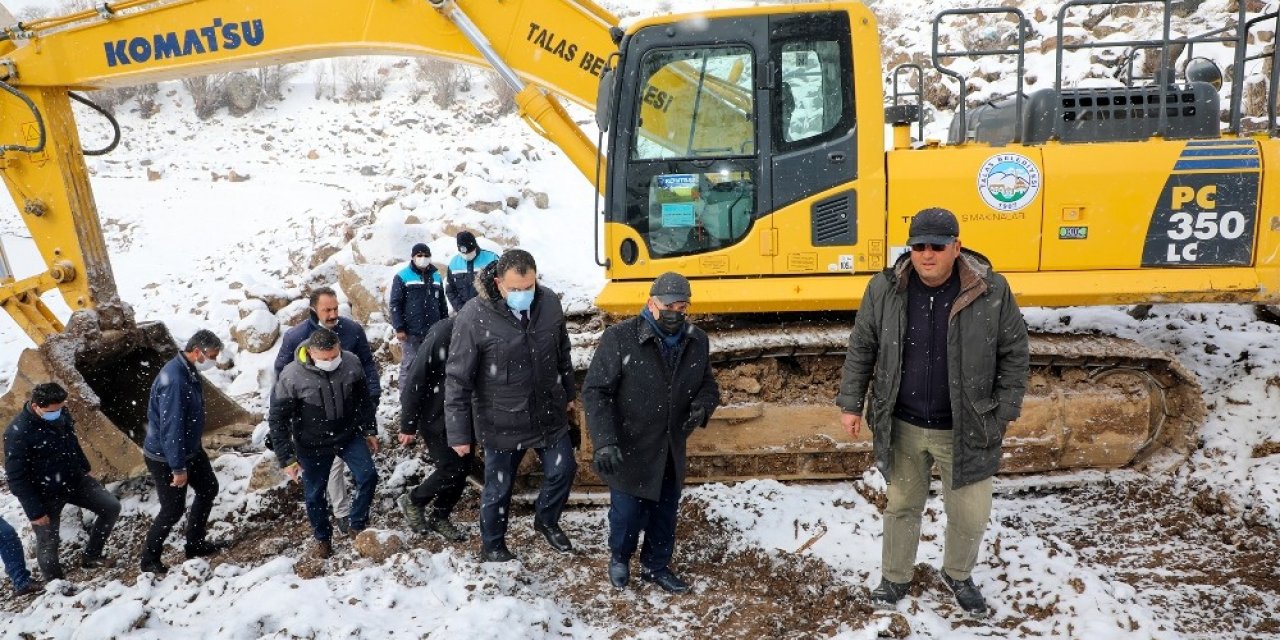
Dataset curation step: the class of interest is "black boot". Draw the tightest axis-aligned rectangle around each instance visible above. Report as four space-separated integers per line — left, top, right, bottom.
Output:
533 519 573 553
608 558 629 588
139 557 170 575
941 572 989 618
639 567 691 594
870 578 912 609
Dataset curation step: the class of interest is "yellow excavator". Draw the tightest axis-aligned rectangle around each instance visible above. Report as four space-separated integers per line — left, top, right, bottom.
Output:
0 0 1271 484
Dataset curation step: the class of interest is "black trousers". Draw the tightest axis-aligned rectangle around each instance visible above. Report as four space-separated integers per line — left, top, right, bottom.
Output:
410 419 474 519
141 449 219 562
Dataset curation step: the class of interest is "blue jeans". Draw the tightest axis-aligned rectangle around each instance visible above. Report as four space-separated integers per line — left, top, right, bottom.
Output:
297 435 378 541
608 455 681 572
480 432 577 552
0 516 31 590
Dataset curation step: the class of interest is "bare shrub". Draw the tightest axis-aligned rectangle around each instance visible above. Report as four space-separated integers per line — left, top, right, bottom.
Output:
487 71 518 116
338 58 388 103
416 59 470 108
258 64 301 102
182 73 230 119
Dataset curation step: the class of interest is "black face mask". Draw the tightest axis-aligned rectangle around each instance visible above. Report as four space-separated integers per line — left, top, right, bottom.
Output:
657 309 686 334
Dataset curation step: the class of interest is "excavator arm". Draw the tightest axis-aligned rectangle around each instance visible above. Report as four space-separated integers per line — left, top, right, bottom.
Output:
0 0 622 343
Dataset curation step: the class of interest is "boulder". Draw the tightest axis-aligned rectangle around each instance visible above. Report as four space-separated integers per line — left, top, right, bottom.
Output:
248 457 285 492
238 298 270 320
276 299 312 327
353 529 406 563
232 309 281 354
336 263 390 325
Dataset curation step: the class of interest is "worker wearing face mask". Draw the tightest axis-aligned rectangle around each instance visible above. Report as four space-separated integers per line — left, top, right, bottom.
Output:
445 249 578 564
139 329 231 574
444 231 499 313
389 242 449 382
269 327 379 560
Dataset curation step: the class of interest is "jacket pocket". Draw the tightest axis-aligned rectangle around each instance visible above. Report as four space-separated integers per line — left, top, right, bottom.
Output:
965 396 1001 448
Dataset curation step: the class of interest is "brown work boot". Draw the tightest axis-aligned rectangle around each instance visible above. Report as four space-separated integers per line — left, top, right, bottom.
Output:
310 540 332 560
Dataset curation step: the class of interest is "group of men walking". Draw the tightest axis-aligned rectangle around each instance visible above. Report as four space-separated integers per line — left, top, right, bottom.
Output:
0 209 1030 617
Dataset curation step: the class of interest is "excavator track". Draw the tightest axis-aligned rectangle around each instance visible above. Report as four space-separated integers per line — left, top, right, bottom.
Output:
563 317 1205 487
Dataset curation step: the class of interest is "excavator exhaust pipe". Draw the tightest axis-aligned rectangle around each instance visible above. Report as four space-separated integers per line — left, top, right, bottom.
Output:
0 306 258 481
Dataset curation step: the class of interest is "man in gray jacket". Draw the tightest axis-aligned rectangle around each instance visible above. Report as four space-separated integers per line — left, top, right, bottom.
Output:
445 249 577 563
270 327 379 560
837 208 1029 617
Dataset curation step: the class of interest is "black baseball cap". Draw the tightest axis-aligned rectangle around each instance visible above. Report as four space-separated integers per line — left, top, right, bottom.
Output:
907 207 960 245
650 272 691 305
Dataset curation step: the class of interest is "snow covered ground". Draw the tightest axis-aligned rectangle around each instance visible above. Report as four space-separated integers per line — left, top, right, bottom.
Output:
0 0 1278 638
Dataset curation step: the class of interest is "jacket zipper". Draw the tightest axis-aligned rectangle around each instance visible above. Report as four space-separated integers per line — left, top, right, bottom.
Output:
925 294 934 425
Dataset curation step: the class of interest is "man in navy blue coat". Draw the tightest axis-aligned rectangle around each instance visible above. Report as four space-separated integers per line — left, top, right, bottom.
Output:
5 383 121 580
139 329 228 574
274 286 381 533
389 242 448 382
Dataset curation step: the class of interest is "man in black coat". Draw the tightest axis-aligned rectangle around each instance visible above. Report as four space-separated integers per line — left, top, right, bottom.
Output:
269 327 379 559
397 317 473 542
4 383 121 579
445 249 577 563
584 272 721 593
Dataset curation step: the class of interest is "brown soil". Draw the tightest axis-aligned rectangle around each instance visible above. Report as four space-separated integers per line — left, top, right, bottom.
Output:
1008 479 1280 637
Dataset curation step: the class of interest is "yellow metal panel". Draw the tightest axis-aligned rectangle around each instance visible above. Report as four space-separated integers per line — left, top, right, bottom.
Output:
887 145 1044 272
1040 139 1187 270
1255 138 1280 302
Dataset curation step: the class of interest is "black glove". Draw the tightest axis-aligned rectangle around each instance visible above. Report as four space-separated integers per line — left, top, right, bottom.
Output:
682 406 708 433
593 445 623 476
569 424 582 450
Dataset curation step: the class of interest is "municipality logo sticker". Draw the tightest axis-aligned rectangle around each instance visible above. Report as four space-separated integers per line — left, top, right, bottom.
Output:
978 153 1041 212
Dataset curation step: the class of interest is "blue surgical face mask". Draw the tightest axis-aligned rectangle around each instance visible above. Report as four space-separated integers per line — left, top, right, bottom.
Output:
505 288 534 313
39 408 62 422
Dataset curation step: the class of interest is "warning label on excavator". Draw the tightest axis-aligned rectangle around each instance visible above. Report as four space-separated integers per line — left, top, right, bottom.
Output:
787 253 817 272
22 122 48 167
1142 172 1259 266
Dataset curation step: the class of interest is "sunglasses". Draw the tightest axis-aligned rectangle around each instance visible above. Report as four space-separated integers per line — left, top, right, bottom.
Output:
910 243 951 252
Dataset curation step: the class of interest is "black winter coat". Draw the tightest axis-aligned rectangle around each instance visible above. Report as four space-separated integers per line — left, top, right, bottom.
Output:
445 277 575 451
3 405 92 520
401 317 454 436
269 347 376 467
583 316 721 501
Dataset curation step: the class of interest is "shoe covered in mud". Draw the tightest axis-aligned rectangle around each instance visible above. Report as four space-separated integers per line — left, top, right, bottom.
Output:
941 572 989 618
184 539 230 559
311 540 332 560
399 493 428 534
427 517 467 542
608 559 629 589
481 546 516 563
79 554 115 569
139 558 169 575
639 568 691 594
869 578 911 609
13 580 44 596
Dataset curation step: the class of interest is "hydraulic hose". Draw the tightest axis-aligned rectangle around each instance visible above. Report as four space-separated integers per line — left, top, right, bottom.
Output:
0 78 43 154
69 92 121 156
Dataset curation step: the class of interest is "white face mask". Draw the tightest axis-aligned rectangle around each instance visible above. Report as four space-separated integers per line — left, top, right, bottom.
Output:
195 358 217 372
413 256 430 269
314 354 342 372
462 250 478 261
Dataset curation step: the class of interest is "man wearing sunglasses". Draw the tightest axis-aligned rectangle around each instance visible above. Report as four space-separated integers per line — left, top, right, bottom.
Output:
836 207 1029 618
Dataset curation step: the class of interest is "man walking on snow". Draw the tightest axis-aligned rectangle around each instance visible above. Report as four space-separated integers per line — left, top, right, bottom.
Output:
274 286 381 535
837 207 1029 617
389 242 449 381
444 231 498 313
445 249 577 563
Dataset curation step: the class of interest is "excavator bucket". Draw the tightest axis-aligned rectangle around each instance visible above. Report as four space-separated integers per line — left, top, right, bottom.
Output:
0 311 258 482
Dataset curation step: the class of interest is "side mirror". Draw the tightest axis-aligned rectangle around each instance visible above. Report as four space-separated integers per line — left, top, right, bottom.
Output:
595 68 615 133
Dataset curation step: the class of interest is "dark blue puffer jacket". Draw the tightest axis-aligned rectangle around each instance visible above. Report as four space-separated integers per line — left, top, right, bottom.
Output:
4 405 92 520
143 354 206 471
389 263 448 337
